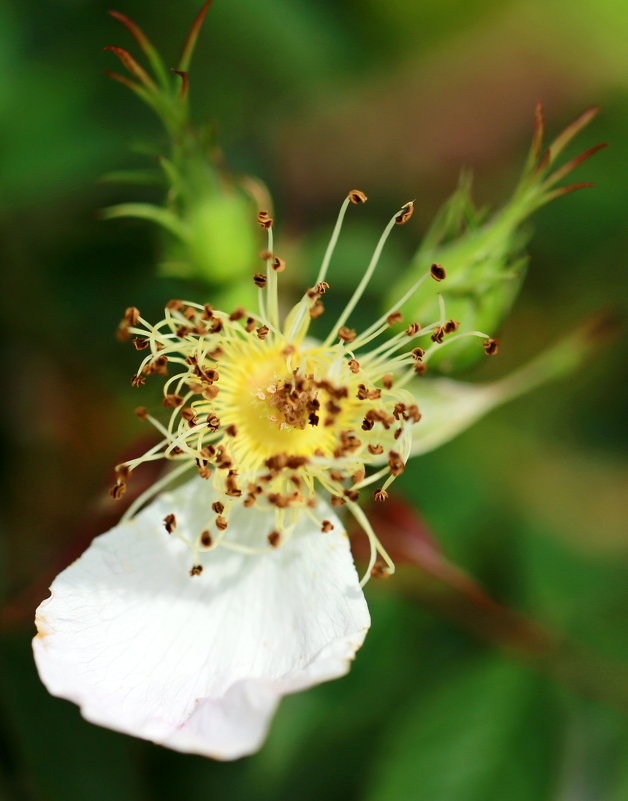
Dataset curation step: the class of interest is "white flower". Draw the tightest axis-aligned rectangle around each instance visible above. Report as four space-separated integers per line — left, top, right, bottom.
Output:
33 192 522 759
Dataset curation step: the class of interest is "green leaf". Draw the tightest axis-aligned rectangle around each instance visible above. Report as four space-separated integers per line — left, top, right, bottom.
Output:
367 655 558 801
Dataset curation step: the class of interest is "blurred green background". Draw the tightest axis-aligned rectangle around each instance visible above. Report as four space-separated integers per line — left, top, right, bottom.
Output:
1 0 627 799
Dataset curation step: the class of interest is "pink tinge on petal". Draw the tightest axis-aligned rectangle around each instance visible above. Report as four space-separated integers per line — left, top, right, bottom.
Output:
33 477 370 760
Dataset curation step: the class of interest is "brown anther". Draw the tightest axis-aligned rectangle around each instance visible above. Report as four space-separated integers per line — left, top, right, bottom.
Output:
212 501 224 514
243 494 256 507
444 319 460 334
163 514 176 534
367 388 382 400
259 249 272 260
370 560 391 579
348 359 360 374
338 327 356 343
205 368 219 383
344 489 359 502
282 345 296 356
348 189 368 205
183 305 197 321
225 424 238 437
124 306 140 325
202 385 219 401
361 417 374 431
484 338 500 355
109 481 126 500
352 469 365 484
257 210 273 229
368 443 384 455
356 384 369 400
166 299 184 311
382 374 394 390
201 303 214 319
198 466 212 480
245 317 256 332
189 564 203 577
395 201 414 225
163 394 184 407
206 414 220 431
272 257 286 272
229 307 246 321
215 515 228 531
414 362 428 375
406 404 421 423
131 374 146 387
330 495 346 507
181 407 197 425
210 319 223 334
314 281 330 295
268 530 281 548
321 520 334 533
411 347 425 361
256 325 270 340
200 531 212 547
388 451 405 476
175 325 190 338
308 412 319 426
253 272 267 289
309 301 325 319
133 337 149 351
373 489 389 502
430 263 446 281
431 327 445 344
406 323 421 336
386 311 403 326
134 406 148 421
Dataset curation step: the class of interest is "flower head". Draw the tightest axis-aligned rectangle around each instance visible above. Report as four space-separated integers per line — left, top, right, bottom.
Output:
112 193 493 583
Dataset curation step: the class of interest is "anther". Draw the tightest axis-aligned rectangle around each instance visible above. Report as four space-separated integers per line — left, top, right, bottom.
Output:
406 323 421 336
225 424 238 437
414 362 428 375
321 520 334 532
259 249 273 260
134 406 148 421
444 319 460 334
387 311 403 326
245 317 256 332
163 394 184 407
370 560 391 579
189 564 203 576
253 273 267 288
272 257 286 272
430 263 446 281
348 189 368 204
166 299 184 311
109 481 126 500
395 201 414 225
484 338 500 355
309 301 325 319
411 347 425 361
368 443 384 455
314 281 330 295
133 337 149 350
388 451 405 476
257 325 270 340
131 374 146 387
215 515 228 531
200 531 212 547
268 530 281 548
348 359 360 374
331 495 346 507
338 327 356 343
229 308 245 321
124 306 140 325
382 374 394 390
257 210 273 229
163 514 176 534
212 501 224 514
373 489 388 502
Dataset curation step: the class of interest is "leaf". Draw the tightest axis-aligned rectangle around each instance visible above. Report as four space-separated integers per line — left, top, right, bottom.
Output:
367 655 559 801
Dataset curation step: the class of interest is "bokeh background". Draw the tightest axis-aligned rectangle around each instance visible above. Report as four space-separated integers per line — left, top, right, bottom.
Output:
1 0 627 799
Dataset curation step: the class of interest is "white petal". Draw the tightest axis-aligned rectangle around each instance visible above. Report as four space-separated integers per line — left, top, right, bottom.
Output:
33 478 370 760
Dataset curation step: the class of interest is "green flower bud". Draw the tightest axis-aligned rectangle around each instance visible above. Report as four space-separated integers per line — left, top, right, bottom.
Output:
386 105 606 372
